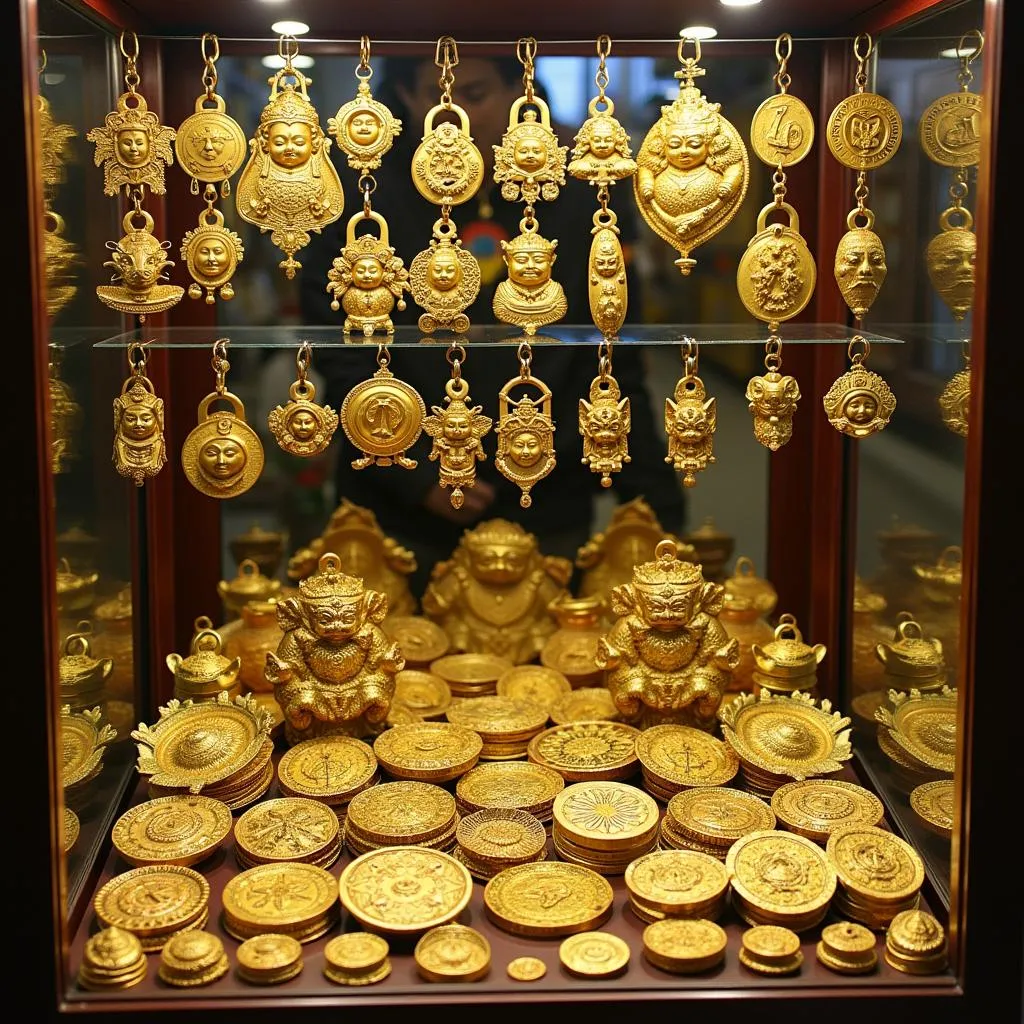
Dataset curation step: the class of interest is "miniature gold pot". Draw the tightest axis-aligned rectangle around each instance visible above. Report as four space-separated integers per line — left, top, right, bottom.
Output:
167 627 242 702
218 558 282 622
222 599 283 695
59 625 113 714
874 615 946 694
750 613 826 696
540 593 608 688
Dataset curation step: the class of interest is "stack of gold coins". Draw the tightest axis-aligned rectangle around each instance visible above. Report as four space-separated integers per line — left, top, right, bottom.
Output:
558 931 630 979
415 924 492 982
641 918 728 974
826 825 925 930
884 909 949 974
383 616 450 670
323 932 391 986
93 865 211 953
276 735 379 827
373 722 482 783
496 665 570 718
147 736 275 809
455 808 547 880
624 849 730 923
430 653 514 698
236 934 304 985
527 721 640 782
635 725 739 801
770 779 884 844
727 830 836 932
661 787 776 859
447 696 549 760
455 761 564 824
157 931 230 987
222 862 339 943
738 924 804 975
391 669 452 720
909 779 954 839
234 797 342 870
816 921 878 974
549 687 620 726
345 780 459 855
552 781 659 874
111 795 233 868
77 927 147 991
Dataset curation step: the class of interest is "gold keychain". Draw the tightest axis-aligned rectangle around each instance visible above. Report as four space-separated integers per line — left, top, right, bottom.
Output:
181 339 264 498
579 340 630 487
823 336 896 439
740 34 814 451
423 342 493 508
496 342 556 507
340 345 426 469
665 340 716 487
112 340 166 485
634 36 749 275
938 341 970 438
235 34 344 278
267 342 339 457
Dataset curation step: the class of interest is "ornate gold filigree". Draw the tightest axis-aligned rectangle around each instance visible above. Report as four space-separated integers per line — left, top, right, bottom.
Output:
113 341 166 485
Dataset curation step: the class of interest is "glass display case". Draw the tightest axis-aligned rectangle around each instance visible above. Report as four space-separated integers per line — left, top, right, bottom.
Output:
12 0 1021 1019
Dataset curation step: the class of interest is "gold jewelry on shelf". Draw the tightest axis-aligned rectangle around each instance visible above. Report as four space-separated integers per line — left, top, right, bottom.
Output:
938 340 970 438
746 335 801 452
665 340 716 487
113 340 166 485
579 340 630 487
823 336 896 438
493 216 567 335
268 342 338 457
410 215 481 333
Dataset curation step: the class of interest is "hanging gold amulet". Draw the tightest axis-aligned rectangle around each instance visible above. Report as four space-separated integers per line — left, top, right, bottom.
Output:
181 391 264 498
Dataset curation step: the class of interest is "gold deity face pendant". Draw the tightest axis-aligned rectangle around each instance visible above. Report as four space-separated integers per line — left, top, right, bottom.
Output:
834 211 888 319
579 373 631 488
180 206 244 304
745 369 801 452
409 218 482 333
493 97 568 205
87 90 177 196
97 209 184 320
493 220 568 336
588 213 627 337
328 79 402 171
423 374 493 508
181 392 264 498
568 97 637 186
327 210 411 337
926 207 975 321
113 370 166 485
823 363 896 438
411 104 485 207
496 374 556 508
175 93 247 195
268 379 339 458
665 372 717 486
938 367 970 438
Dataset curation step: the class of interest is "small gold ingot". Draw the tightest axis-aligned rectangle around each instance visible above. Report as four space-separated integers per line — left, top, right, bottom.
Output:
495 357 557 508
181 206 244 304
409 218 482 333
823 337 896 439
268 343 338 457
113 342 166 486
493 219 567 336
579 357 630 488
665 346 716 487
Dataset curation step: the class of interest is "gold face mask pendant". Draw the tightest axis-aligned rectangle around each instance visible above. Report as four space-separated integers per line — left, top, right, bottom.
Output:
579 343 630 488
746 340 801 452
496 343 556 508
235 35 344 278
113 341 166 485
409 217 481 333
268 342 338 457
423 344 493 508
181 339 264 498
823 337 896 439
665 342 716 487
341 346 426 470
635 37 749 275
493 218 567 336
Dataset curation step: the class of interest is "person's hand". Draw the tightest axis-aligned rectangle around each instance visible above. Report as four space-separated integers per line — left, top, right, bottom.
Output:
422 479 496 524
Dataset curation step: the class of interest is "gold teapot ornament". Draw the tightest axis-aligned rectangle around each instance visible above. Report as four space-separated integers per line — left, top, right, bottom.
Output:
493 218 568 335
409 216 481 333
875 616 947 694
167 628 242 703
579 342 630 487
634 37 749 275
55 558 98 616
750 613 827 696
720 556 779 693
112 341 166 485
595 539 740 731
59 625 113 713
267 342 338 457
265 552 404 744
665 341 716 486
823 336 896 438
218 557 282 621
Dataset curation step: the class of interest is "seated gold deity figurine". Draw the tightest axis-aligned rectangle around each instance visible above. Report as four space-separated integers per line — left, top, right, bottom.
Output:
492 224 568 336
422 519 572 665
568 114 637 184
265 552 404 744
595 539 739 730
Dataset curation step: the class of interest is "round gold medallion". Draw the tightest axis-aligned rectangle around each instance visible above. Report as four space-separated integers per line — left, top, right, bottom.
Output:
414 923 491 982
919 91 981 167
112 795 232 867
234 797 340 863
507 956 547 981
826 825 925 902
750 93 815 167
392 670 452 719
446 695 549 737
94 864 210 936
222 862 338 938
642 917 728 973
667 786 776 844
739 924 804 974
411 104 485 206
236 933 303 983
383 616 451 665
527 721 640 781
559 930 630 978
340 366 426 467
63 807 80 853
635 724 739 788
181 393 264 499
345 780 456 843
276 735 378 803
431 653 515 689
373 721 482 781
624 849 729 914
910 778 954 837
456 760 564 815
324 932 389 972
496 665 571 710
174 99 247 185
456 808 546 863
158 930 230 987
553 781 659 850
817 920 878 975
770 779 884 843
549 687 620 725
826 92 903 170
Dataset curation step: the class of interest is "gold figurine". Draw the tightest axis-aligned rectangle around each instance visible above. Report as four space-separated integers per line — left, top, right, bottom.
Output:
665 341 716 487
823 337 896 438
746 339 802 452
235 35 344 278
493 219 567 334
113 340 166 485
938 344 970 437
267 342 338 457
634 37 749 275
181 207 244 304
181 339 264 498
409 216 482 332
423 344 492 508
579 342 630 487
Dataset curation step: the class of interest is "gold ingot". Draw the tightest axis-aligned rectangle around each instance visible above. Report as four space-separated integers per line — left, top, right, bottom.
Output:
411 101 484 207
826 825 925 904
268 344 338 457
738 203 816 326
113 347 167 486
559 931 629 978
112 795 232 867
665 365 717 487
507 956 546 981
410 218 482 333
770 779 883 844
415 924 491 982
816 921 878 974
875 685 956 773
580 363 630 487
834 210 887 319
926 206 976 322
493 221 567 336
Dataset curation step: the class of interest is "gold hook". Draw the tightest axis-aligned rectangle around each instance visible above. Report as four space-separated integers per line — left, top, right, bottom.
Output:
957 28 984 62
127 339 152 372
677 36 702 66
516 36 538 68
119 30 139 62
853 33 873 62
359 35 371 68
775 32 793 64
296 341 312 379
847 335 870 365
201 32 219 64
278 34 299 64
435 35 458 70
596 34 612 60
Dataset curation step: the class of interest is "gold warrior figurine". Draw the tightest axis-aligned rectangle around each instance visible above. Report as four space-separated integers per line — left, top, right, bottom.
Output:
112 340 166 485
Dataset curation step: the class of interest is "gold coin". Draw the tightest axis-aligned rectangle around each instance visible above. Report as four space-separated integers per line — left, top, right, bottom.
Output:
497 665 571 710
277 735 378 802
81 926 145 972
415 923 491 982
483 862 614 937
738 947 803 975
345 780 456 843
826 91 903 170
456 761 564 814
750 93 815 167
373 722 482 781
635 725 739 788
222 862 338 933
112 795 232 867
919 90 981 167
234 797 339 863
667 786 776 843
430 653 514 687
726 830 836 917
63 807 80 853
624 849 729 913
158 930 230 986
323 932 389 972
553 781 659 850
528 721 640 781
457 808 546 863
642 917 727 967
325 960 392 986
771 779 884 842
910 778 954 837
393 670 452 718
507 956 547 981
826 825 925 902
340 369 426 463
383 616 451 665
558 930 630 978
94 865 210 936
236 933 303 973
447 695 549 737
742 923 802 961
549 687 619 725
816 941 877 975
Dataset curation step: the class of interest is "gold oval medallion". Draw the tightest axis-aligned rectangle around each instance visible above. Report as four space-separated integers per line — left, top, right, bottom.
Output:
340 360 426 470
750 93 815 167
175 94 247 186
919 91 981 167
826 92 902 170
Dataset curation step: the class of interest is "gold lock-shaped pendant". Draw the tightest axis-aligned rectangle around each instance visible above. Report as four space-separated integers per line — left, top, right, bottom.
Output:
411 103 485 207
97 209 184 320
174 92 248 195
493 95 568 205
181 391 264 499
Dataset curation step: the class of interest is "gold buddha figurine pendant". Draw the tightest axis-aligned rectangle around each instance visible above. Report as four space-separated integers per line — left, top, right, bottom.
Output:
493 217 567 336
180 206 244 304
113 341 166 485
340 346 426 470
423 345 493 509
268 342 338 457
665 343 716 486
409 216 482 333
579 344 630 487
634 37 749 275
746 338 801 452
823 336 896 438
181 339 264 498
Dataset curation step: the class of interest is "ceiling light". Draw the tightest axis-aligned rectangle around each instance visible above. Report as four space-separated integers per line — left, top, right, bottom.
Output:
720 0 762 6
271 20 310 35
679 26 719 40
939 46 979 58
261 54 315 69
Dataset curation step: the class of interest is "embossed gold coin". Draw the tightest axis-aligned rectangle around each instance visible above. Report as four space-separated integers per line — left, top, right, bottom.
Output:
456 761 564 818
63 807 80 853
739 924 803 974
391 670 452 719
276 735 379 805
527 721 640 781
373 721 482 782
234 797 340 865
383 616 451 666
345 780 456 845
221 862 338 942
642 918 728 974
158 930 230 987
415 923 491 982
430 653 515 692
826 825 925 903
340 363 426 469
826 91 903 170
919 91 981 168
910 778 954 838
771 779 884 843
94 864 210 937
750 93 815 167
667 786 776 846
507 956 547 981
559 931 630 978
324 932 389 973
635 724 739 789
112 794 232 867
549 687 620 725
497 665 571 711
447 695 549 739
624 849 729 915
816 920 878 974
236 933 304 984
553 781 659 851
457 808 546 864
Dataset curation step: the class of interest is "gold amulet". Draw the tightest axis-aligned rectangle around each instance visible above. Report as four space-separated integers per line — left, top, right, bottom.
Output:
579 374 630 487
665 373 716 486
181 392 264 498
409 218 482 333
493 96 568 205
411 103 484 207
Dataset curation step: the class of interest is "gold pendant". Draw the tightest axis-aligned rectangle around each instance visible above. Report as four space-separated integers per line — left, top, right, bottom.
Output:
496 348 556 508
38 58 76 193
180 206 244 304
926 205 976 321
112 341 166 485
97 207 184 321
327 207 411 336
49 350 82 475
328 36 402 171
634 37 749 275
267 342 339 457
665 343 716 487
341 346 426 470
493 216 567 336
409 216 481 333
835 208 887 320
235 36 344 278
919 30 983 169
44 209 79 320
746 338 801 452
423 346 493 508
579 345 630 487
181 340 264 497
86 33 176 197
588 209 627 336
938 365 970 438
823 336 896 438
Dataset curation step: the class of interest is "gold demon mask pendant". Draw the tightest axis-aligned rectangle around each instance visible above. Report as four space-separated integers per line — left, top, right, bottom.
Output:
409 217 482 333
746 367 801 452
493 97 568 205
112 343 166 486
97 209 184 320
665 361 716 487
493 219 567 336
268 344 339 458
579 370 631 487
496 361 556 508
